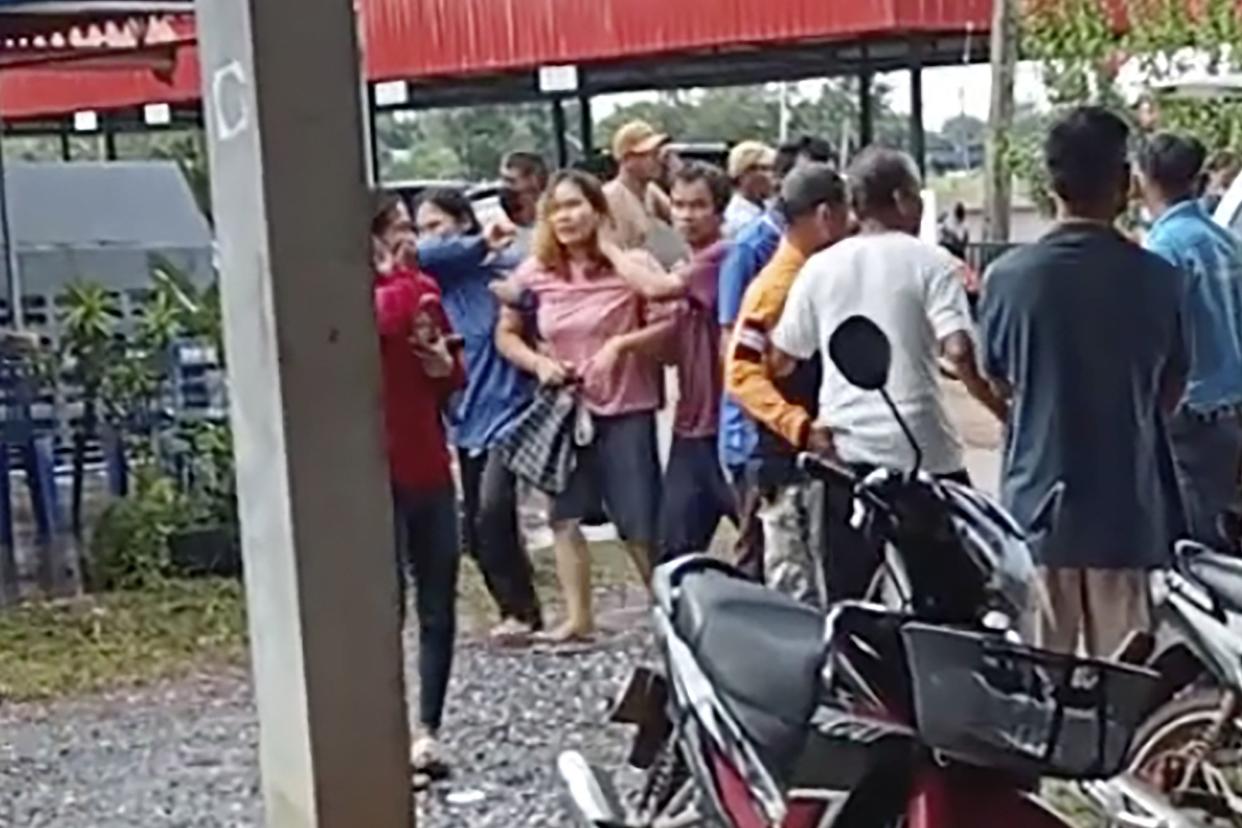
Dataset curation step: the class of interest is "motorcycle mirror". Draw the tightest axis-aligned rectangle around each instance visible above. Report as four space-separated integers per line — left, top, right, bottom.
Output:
829 315 892 391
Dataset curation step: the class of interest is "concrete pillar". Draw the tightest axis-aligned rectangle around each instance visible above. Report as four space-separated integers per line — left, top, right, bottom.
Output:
578 94 594 161
858 67 875 150
551 97 570 168
909 40 926 177
103 117 118 161
192 1 412 826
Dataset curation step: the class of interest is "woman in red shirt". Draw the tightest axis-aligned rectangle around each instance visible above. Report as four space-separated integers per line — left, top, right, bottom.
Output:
371 193 464 779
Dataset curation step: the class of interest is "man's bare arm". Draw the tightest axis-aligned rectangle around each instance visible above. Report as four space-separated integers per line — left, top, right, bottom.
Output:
941 331 1008 423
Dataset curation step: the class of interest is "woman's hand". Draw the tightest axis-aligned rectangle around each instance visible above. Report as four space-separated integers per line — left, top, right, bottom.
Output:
589 336 625 378
485 219 517 252
411 331 456 379
535 356 573 387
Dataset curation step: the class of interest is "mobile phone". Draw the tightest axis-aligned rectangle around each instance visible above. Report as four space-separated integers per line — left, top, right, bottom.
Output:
412 293 443 346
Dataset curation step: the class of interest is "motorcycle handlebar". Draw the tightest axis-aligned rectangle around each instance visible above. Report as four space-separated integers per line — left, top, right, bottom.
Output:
796 452 857 489
796 453 892 516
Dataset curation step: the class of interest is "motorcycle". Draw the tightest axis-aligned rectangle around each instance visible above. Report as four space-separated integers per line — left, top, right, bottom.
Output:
558 315 1161 828
1082 510 1242 827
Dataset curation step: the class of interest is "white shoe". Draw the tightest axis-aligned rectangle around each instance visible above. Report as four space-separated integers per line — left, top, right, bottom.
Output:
411 733 451 780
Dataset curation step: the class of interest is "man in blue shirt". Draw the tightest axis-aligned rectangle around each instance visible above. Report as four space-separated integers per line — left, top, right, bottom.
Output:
1139 133 1242 547
981 107 1187 656
717 208 783 578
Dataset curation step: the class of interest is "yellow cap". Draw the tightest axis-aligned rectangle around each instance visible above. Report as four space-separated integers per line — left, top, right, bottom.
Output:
728 140 777 179
612 119 669 159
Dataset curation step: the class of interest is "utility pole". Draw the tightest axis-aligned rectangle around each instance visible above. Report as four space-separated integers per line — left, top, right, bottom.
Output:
984 0 1018 243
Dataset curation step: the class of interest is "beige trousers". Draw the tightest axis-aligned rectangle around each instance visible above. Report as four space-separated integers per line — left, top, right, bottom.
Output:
1035 567 1150 658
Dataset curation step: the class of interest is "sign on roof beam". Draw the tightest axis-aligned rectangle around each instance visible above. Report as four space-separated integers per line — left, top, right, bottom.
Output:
373 80 408 107
73 110 99 132
144 103 172 126
539 64 579 94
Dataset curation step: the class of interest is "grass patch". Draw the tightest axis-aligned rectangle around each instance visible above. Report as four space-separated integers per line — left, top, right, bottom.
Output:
0 540 650 703
0 578 247 702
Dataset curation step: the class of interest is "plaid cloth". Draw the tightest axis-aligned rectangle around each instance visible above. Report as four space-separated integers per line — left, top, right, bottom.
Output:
494 385 580 495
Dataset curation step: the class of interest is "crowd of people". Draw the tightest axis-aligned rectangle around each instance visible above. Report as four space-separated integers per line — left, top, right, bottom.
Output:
369 108 1242 781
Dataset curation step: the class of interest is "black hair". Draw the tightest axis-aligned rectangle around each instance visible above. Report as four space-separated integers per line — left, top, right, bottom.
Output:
370 189 404 238
847 147 920 219
775 135 834 178
1138 132 1207 202
799 136 834 164
672 160 731 215
1044 106 1131 210
779 162 848 222
415 187 482 235
502 151 550 188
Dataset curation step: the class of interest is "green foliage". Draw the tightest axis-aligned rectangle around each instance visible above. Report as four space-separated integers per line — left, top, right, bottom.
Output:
58 262 238 594
378 102 559 182
596 81 908 155
378 81 912 181
1017 0 1242 211
87 470 186 592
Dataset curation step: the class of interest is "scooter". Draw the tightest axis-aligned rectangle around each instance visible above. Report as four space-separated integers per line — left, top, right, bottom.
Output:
1081 510 1242 828
558 315 1161 828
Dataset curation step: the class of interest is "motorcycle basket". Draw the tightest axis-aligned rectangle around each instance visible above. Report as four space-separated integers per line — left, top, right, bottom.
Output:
901 623 1159 779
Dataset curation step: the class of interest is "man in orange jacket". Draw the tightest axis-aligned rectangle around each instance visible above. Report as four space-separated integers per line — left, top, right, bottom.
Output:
725 164 851 607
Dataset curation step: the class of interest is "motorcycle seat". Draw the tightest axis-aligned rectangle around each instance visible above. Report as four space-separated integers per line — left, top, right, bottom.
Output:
1181 544 1242 611
672 567 827 775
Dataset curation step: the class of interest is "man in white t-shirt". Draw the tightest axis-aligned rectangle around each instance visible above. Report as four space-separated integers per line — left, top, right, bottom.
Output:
770 147 1004 600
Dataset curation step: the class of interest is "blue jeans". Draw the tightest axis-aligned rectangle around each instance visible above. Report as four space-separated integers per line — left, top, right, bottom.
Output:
393 484 460 732
659 435 737 562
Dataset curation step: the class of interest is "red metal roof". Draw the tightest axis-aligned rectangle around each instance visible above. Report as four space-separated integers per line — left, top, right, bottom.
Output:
361 0 991 81
0 0 991 118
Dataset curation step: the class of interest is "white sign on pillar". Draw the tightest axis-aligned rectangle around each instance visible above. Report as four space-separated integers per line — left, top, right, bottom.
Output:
192 0 412 826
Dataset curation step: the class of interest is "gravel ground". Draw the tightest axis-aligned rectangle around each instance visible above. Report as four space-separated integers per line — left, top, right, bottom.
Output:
0 597 652 828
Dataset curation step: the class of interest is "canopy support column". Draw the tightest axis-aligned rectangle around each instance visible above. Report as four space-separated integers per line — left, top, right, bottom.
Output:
193 0 413 824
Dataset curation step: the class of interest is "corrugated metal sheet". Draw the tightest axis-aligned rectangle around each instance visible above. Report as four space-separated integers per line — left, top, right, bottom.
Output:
0 0 990 117
361 0 990 81
2 160 210 247
0 42 199 117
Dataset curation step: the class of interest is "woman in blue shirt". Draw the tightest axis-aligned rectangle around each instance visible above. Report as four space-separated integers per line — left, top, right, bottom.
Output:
413 188 542 642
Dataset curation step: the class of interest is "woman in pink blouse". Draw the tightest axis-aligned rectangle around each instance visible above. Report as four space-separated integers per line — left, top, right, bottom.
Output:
496 169 674 642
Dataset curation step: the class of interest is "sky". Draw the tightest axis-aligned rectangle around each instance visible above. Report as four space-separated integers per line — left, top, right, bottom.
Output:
882 62 1049 129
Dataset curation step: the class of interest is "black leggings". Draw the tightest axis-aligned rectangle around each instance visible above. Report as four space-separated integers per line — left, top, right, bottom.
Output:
457 448 542 628
393 484 460 732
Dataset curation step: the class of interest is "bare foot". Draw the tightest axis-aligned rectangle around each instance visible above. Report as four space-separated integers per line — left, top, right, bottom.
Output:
537 620 596 644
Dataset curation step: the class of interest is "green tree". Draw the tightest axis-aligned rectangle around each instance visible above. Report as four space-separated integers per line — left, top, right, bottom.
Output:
1018 0 1242 210
377 102 560 182
942 114 987 147
597 80 907 156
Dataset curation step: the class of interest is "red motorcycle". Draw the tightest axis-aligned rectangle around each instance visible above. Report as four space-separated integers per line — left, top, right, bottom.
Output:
557 316 1160 828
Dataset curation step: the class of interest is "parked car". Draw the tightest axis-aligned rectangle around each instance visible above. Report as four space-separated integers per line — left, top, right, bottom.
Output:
384 178 508 226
